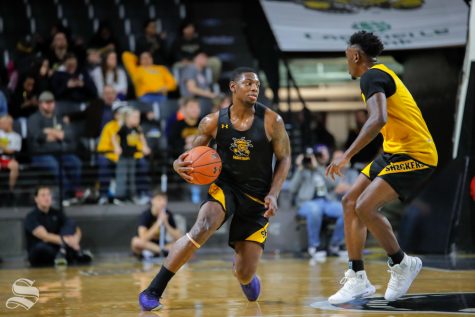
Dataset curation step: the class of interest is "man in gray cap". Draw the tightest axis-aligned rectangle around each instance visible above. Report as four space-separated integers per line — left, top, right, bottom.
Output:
27 91 83 206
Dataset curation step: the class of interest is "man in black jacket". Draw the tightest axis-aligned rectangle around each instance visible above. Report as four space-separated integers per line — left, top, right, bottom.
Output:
24 185 92 267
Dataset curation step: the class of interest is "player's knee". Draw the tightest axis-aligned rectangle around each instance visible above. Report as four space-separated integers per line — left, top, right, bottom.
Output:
234 265 255 284
354 198 372 220
194 214 220 236
342 194 356 214
341 194 357 219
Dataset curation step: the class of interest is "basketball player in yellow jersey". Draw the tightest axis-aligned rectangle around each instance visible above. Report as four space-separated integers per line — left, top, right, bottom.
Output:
326 31 437 304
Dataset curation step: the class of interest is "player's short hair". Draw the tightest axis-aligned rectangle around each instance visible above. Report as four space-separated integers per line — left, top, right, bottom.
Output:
349 31 384 58
230 67 257 83
34 185 51 196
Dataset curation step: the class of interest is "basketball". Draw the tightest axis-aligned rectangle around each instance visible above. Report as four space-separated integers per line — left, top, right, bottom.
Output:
187 146 222 185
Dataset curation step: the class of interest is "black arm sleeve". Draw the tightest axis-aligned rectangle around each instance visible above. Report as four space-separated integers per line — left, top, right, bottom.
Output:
360 69 396 100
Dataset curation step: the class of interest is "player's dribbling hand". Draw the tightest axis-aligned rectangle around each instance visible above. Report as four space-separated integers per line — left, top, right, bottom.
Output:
263 195 278 218
173 152 194 183
325 155 350 180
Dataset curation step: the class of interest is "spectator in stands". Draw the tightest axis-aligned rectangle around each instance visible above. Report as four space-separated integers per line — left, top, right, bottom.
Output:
24 185 93 267
171 21 221 82
167 97 202 203
136 19 168 66
85 48 102 73
314 144 331 171
131 190 182 259
10 74 39 119
90 50 128 100
96 101 126 205
168 97 201 157
51 53 97 103
34 58 53 94
66 85 118 139
88 20 121 54
314 112 336 152
345 109 383 171
0 115 21 196
10 37 37 87
171 20 202 64
122 50 176 104
179 51 219 115
48 32 70 71
27 91 83 206
112 108 151 205
289 148 345 261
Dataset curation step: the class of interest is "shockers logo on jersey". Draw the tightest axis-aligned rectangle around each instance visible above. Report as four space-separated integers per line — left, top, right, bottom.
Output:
230 137 253 161
5 278 40 310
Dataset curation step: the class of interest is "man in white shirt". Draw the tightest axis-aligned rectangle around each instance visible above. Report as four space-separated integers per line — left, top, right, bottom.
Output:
0 115 21 194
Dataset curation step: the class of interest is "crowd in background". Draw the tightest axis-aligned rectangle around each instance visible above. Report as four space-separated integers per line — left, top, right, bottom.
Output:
0 18 226 206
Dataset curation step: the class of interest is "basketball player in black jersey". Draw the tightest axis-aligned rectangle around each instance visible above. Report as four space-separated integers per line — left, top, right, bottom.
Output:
139 67 291 311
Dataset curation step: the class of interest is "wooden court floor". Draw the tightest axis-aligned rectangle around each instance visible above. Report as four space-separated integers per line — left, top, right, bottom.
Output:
1 255 474 317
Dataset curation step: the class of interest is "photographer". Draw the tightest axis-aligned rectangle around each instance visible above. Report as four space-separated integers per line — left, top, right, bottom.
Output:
289 148 345 260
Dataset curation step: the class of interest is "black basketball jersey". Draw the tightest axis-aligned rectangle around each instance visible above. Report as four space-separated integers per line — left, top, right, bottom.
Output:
215 103 274 199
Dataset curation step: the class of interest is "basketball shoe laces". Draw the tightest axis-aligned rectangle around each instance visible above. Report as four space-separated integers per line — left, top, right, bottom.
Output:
387 265 405 291
338 270 360 294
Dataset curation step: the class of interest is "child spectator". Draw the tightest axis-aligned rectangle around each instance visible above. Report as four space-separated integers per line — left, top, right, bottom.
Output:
90 50 128 100
130 190 182 259
112 108 151 205
0 115 21 197
122 50 176 104
96 101 126 205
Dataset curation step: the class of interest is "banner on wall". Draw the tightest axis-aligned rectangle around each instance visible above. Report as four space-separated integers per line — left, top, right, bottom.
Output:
260 0 469 52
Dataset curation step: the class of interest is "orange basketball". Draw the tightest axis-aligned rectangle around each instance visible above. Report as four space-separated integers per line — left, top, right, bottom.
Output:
187 146 222 185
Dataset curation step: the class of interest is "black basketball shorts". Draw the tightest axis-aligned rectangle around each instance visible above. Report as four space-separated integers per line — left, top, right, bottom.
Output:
204 180 269 249
361 153 436 201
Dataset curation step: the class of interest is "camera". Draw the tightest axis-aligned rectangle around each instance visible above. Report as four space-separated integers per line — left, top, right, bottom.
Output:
302 147 314 167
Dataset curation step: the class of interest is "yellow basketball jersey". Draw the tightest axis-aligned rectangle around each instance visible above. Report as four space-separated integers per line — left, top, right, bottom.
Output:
361 64 438 167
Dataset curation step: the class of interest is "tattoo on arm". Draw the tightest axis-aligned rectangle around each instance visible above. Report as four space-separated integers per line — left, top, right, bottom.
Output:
269 115 291 198
191 114 216 147
272 115 291 160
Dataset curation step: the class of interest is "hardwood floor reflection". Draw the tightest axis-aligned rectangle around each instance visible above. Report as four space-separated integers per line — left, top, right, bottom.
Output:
0 256 474 316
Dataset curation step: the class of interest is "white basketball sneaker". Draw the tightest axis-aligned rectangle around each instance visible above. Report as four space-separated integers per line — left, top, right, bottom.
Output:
385 254 422 301
328 269 376 305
